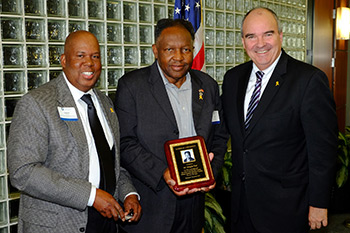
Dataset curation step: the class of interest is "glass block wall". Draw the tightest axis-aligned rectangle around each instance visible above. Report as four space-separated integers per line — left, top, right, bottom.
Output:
0 0 307 231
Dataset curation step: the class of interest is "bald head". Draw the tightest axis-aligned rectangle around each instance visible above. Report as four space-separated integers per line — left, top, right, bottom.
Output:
60 30 102 92
241 7 282 37
64 30 99 54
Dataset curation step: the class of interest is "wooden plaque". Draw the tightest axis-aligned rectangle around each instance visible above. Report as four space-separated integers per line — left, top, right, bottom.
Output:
164 136 215 191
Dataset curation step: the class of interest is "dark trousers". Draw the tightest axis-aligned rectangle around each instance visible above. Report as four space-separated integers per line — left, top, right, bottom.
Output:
170 197 202 233
86 207 117 233
232 184 259 233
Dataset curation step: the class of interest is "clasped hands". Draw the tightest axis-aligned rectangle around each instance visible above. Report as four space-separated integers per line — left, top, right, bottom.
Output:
93 189 141 222
163 152 216 196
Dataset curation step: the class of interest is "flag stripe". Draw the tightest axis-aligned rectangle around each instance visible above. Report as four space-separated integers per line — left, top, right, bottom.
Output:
174 0 205 71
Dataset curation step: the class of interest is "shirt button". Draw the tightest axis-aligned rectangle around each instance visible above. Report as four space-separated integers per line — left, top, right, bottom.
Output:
79 227 85 232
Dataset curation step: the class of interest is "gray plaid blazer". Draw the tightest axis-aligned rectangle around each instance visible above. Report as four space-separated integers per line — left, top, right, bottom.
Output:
7 73 136 232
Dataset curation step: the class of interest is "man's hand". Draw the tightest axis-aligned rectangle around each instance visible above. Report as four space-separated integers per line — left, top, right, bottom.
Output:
163 168 199 196
163 152 217 195
309 206 328 230
93 189 125 221
123 194 142 222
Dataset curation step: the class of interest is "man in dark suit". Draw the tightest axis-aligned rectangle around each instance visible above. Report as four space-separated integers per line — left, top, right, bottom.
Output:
114 19 228 233
221 8 338 233
7 30 141 233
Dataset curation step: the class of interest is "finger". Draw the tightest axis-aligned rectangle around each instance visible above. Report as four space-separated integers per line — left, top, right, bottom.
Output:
167 179 176 186
322 219 328 227
134 206 142 221
188 188 200 194
310 221 316 230
130 206 142 222
209 182 216 189
174 188 189 196
114 202 125 222
208 153 214 161
316 222 322 229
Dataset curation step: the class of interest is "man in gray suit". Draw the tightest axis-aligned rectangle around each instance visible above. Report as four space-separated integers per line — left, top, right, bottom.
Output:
7 30 141 233
115 19 228 233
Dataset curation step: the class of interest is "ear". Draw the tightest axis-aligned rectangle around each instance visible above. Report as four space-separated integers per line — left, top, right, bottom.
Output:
152 44 158 59
60 54 66 68
279 32 283 44
241 37 246 50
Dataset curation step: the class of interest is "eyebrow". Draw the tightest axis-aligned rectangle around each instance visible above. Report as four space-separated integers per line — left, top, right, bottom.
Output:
244 30 275 38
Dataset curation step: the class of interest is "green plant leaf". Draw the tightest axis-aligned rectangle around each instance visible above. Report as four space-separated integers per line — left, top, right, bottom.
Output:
204 208 213 230
221 167 231 187
205 200 226 222
336 165 349 188
212 216 226 233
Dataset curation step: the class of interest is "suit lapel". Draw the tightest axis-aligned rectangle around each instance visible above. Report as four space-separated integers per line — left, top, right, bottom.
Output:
245 52 288 135
190 70 204 130
94 90 120 179
148 62 178 129
237 62 253 136
56 74 89 163
94 90 116 145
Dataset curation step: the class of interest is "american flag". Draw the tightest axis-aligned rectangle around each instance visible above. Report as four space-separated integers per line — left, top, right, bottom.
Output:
174 0 205 71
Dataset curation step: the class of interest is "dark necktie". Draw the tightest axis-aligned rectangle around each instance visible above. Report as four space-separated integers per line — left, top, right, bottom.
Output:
245 71 264 130
81 94 116 194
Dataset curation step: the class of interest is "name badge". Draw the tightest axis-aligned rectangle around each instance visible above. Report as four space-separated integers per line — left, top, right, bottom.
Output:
212 110 220 124
58 107 78 121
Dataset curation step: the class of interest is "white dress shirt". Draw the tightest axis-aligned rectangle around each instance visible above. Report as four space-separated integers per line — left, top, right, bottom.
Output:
244 52 282 120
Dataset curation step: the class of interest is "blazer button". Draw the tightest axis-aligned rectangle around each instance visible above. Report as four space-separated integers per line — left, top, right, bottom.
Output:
79 227 85 232
243 149 248 154
240 172 246 182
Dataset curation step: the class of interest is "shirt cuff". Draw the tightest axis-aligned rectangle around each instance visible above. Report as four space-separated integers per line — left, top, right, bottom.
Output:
124 192 140 201
87 185 97 207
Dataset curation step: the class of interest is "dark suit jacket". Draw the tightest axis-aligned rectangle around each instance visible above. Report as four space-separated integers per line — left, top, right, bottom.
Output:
8 74 136 233
115 62 228 233
222 51 338 233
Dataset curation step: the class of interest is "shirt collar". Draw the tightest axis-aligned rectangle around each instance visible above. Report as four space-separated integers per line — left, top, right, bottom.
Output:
62 72 95 102
156 61 191 90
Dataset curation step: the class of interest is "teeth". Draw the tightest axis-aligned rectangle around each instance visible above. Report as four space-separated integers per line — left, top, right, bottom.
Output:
82 72 93 75
257 50 267 54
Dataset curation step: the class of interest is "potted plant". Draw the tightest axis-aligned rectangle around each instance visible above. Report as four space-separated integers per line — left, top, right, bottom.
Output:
204 139 232 233
330 126 350 213
336 126 350 188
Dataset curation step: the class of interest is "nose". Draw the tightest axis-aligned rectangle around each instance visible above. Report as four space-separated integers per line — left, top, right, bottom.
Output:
84 56 94 66
173 49 184 61
256 36 266 47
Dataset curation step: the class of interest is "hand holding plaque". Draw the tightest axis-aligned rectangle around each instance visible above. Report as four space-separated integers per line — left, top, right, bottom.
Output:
164 136 215 192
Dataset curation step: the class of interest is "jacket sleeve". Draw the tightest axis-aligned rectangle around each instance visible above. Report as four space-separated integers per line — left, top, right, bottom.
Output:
300 69 338 208
207 82 229 178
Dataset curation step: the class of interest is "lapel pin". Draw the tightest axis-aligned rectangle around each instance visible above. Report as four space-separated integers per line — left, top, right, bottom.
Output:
199 89 204 100
110 108 114 113
275 81 279 86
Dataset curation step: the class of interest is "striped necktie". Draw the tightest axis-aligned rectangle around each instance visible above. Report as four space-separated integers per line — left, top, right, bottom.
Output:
245 71 264 130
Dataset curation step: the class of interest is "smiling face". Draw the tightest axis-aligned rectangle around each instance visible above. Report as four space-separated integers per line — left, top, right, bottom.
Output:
60 31 101 92
152 25 193 88
241 8 283 70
